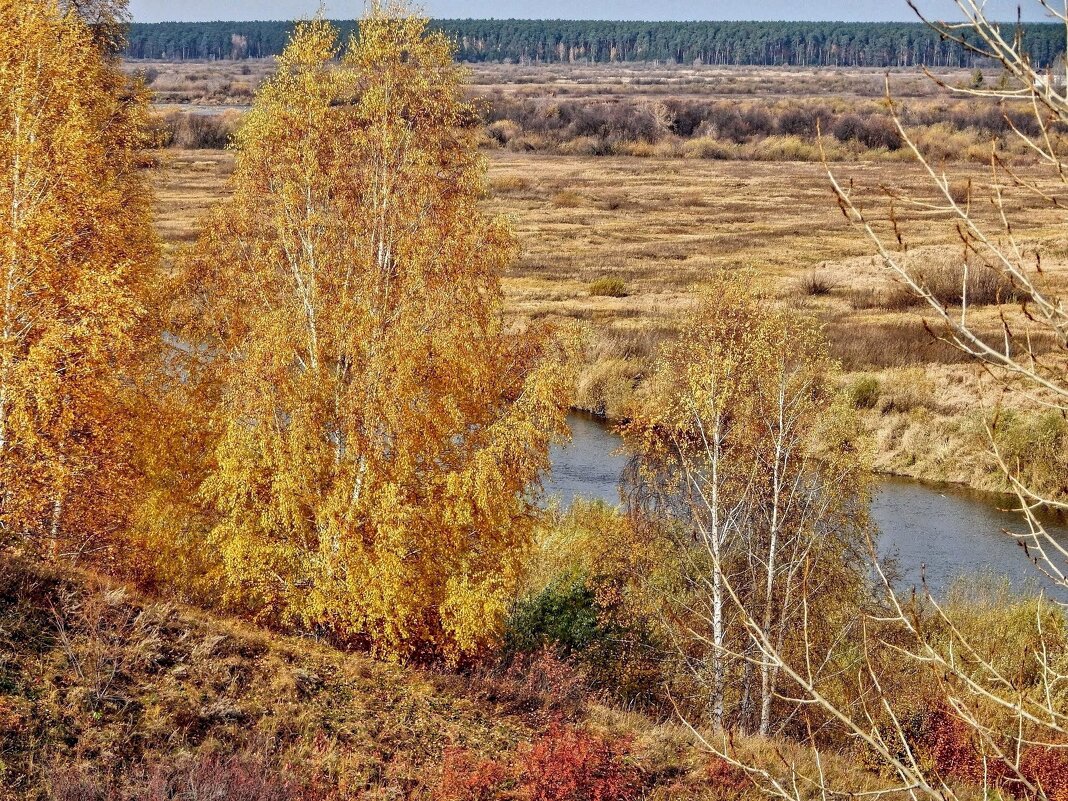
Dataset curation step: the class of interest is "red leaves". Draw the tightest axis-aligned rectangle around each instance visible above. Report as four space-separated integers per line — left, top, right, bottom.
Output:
1021 745 1068 801
704 757 749 795
520 724 640 801
915 705 1068 800
437 749 509 801
434 725 641 801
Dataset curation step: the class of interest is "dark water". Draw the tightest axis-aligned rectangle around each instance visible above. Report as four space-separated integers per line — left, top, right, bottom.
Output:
545 413 1068 597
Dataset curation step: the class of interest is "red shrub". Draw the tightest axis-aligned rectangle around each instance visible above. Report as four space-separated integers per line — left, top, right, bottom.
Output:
47 752 320 801
518 724 641 801
705 757 750 795
504 648 590 714
1021 745 1068 801
434 748 508 801
915 706 1008 788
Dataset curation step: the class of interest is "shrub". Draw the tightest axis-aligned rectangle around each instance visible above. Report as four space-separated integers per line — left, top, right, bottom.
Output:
519 724 641 801
505 578 605 657
491 175 530 194
434 748 508 801
989 410 1068 500
799 271 835 296
588 277 627 298
847 374 881 410
912 705 1008 788
552 190 584 208
479 647 590 717
775 105 832 138
156 111 240 150
487 119 521 145
914 259 1020 307
1022 745 1068 801
705 757 750 796
832 113 867 143
433 726 641 801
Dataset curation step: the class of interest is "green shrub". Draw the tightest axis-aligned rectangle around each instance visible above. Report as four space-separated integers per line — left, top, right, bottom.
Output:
989 409 1068 499
504 576 605 657
847 374 881 410
588 277 627 298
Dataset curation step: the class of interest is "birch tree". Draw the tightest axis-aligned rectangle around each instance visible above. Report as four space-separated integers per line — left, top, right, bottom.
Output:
0 0 157 559
699 3 1068 798
163 7 576 662
624 277 870 732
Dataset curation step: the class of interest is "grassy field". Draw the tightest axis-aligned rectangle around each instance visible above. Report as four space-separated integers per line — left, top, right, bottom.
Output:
151 142 1068 495
142 57 1068 496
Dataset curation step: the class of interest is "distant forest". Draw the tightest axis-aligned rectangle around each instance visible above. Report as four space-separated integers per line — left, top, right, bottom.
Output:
124 20 1067 68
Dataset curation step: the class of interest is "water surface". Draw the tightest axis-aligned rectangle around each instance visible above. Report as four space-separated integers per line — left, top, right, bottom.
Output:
546 414 1068 597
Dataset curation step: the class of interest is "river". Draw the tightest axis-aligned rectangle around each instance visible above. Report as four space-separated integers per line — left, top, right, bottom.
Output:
545 413 1068 597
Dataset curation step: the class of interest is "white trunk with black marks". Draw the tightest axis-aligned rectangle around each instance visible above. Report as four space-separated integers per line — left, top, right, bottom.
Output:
690 402 727 728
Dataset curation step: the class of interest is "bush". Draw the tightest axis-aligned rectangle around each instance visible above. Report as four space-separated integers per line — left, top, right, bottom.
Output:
588 277 627 298
505 578 606 657
911 704 1003 787
552 190 584 208
914 259 1020 307
989 410 1068 500
434 726 641 801
799 271 835 296
520 724 641 801
471 647 589 718
847 374 881 410
487 119 521 145
435 748 508 801
155 111 240 150
704 757 750 796
1021 745 1068 801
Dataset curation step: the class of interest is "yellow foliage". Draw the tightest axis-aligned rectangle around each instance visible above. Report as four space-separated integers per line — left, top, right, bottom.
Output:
0 0 158 558
158 6 577 662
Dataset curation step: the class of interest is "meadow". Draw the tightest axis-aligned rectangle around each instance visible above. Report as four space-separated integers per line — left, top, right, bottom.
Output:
147 59 1068 495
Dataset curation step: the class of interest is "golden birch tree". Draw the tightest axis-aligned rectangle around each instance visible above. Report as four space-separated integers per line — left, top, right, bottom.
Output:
165 7 575 662
624 276 871 733
0 0 158 559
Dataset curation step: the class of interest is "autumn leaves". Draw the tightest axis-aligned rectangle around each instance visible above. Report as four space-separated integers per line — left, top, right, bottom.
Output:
0 0 158 561
2 4 575 662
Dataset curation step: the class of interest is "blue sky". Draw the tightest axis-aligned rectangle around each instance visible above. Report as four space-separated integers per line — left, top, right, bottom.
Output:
127 1 1058 23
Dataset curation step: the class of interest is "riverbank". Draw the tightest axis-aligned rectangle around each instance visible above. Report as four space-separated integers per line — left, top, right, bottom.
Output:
548 412 1068 596
149 149 1067 502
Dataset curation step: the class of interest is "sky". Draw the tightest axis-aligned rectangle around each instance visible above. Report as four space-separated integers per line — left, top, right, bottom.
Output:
126 1 1058 24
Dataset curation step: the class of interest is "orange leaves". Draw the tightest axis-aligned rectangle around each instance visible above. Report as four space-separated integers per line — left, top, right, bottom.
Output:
435 725 642 801
160 7 574 661
0 0 158 556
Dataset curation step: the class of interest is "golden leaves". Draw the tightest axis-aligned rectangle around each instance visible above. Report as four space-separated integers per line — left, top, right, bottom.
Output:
161 6 574 662
0 0 158 556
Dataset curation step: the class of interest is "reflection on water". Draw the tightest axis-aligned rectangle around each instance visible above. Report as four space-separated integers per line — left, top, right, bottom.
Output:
546 414 1068 597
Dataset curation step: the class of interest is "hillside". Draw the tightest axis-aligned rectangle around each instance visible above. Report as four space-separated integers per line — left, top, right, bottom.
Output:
0 553 914 800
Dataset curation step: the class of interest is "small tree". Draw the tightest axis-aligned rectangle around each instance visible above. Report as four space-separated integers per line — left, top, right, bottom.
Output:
0 0 157 559
703 3 1068 798
624 276 870 732
162 7 575 662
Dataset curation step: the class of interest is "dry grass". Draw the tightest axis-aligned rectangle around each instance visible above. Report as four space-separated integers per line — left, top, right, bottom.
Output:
2 555 907 801
144 56 1068 495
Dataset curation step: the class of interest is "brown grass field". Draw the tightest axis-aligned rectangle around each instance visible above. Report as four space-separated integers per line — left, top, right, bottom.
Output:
146 62 1068 496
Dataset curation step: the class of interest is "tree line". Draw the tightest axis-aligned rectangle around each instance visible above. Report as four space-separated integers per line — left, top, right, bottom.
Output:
124 19 1067 68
